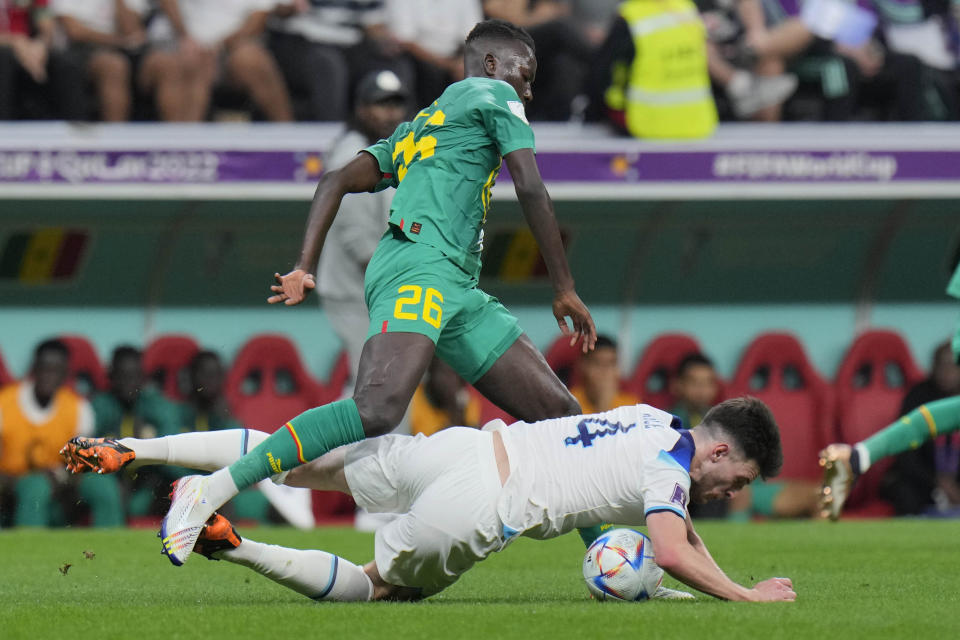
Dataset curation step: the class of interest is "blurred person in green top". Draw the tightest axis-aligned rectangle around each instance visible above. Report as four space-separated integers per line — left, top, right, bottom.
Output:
179 351 269 523
156 19 607 566
91 346 180 518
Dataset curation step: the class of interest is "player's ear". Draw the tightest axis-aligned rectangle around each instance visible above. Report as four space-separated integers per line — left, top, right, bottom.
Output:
483 52 497 76
712 442 729 462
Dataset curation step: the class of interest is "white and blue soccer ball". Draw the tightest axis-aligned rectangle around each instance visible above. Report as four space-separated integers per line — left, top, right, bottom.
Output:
582 528 663 602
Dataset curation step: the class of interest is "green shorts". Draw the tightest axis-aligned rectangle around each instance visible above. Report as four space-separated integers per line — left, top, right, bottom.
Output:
364 227 522 383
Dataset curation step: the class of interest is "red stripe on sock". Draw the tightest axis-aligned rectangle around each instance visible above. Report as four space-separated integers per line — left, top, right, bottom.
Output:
285 422 308 464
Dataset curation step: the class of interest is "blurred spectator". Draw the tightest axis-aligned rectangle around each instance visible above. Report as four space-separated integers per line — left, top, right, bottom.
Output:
697 0 798 120
566 0 621 46
882 340 960 515
180 350 240 432
269 0 411 120
870 0 959 119
179 349 271 522
410 357 481 436
53 0 188 121
91 345 180 517
157 0 293 121
386 0 480 110
589 0 719 137
670 353 721 428
0 339 120 527
0 0 82 119
483 0 594 120
748 0 927 120
569 335 639 414
316 70 408 390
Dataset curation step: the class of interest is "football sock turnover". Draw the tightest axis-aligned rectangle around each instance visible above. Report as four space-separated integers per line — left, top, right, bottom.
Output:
855 394 960 474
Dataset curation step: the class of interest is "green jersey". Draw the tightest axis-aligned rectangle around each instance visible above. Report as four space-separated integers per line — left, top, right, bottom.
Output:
365 77 536 278
948 262 960 362
90 388 181 440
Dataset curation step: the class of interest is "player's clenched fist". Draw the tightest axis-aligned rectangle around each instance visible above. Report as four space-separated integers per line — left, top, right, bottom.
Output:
268 269 316 306
751 577 796 602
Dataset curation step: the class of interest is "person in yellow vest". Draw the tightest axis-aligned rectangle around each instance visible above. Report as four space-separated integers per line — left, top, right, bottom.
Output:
594 0 718 138
410 357 482 437
0 339 122 527
569 335 640 414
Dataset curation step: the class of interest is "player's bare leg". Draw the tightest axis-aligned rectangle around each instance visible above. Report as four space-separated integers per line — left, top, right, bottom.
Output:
352 332 437 436
818 443 853 520
472 334 581 421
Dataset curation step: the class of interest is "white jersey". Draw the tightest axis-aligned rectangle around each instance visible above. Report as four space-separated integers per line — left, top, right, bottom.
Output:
493 404 693 541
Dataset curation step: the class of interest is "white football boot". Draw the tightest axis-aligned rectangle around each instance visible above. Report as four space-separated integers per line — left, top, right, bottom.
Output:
652 586 695 600
160 475 217 566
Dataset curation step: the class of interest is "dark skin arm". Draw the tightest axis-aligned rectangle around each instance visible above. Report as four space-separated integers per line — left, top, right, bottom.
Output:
505 148 597 352
268 152 382 305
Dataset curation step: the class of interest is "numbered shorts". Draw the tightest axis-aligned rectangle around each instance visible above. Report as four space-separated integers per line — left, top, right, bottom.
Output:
364 227 523 383
343 428 506 596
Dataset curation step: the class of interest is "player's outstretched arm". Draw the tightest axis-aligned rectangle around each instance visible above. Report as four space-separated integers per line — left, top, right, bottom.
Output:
268 152 383 306
505 148 597 352
646 511 796 602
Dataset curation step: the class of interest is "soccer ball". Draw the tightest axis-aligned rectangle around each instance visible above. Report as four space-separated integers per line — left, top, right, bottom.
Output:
582 528 663 601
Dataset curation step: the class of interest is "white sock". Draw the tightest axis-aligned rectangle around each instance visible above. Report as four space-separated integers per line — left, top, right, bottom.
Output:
854 443 871 474
221 539 374 602
120 429 269 471
204 467 240 509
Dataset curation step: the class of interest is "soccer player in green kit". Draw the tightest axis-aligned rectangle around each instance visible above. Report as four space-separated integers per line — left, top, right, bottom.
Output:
820 258 960 519
123 19 600 565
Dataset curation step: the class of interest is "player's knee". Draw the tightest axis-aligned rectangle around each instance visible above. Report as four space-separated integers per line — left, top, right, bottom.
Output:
542 389 581 419
354 395 405 436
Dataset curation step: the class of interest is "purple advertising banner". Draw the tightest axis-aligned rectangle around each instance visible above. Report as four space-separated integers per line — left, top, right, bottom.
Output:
1 148 957 184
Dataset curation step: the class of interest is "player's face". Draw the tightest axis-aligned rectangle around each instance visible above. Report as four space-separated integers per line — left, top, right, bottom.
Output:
691 453 759 504
676 365 719 413
496 44 536 106
32 350 68 401
111 354 144 403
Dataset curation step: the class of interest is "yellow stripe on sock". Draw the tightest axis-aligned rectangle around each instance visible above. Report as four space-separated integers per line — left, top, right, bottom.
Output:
285 422 308 464
919 405 938 438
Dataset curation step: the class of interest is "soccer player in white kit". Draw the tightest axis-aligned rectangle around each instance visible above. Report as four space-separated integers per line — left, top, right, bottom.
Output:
62 397 796 603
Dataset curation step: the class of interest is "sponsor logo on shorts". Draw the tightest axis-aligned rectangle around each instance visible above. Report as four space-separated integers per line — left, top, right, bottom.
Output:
410 222 422 234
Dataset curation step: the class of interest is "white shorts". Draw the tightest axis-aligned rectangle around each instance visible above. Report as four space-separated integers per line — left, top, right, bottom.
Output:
343 427 505 595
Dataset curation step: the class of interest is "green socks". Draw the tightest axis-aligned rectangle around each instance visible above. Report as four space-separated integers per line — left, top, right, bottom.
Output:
578 524 615 547
859 395 960 472
228 399 366 491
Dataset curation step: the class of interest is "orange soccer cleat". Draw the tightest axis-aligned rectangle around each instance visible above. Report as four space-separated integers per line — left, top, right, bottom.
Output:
60 437 136 474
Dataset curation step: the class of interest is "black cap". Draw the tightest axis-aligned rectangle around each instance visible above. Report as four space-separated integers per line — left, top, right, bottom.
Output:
356 70 409 105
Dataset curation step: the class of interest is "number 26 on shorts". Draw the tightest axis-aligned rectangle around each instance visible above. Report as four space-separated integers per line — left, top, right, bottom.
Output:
394 285 443 329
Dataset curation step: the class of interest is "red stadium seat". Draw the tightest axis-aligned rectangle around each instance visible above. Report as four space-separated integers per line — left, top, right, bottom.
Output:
59 335 108 396
624 333 703 411
834 329 924 516
225 334 322 432
471 387 516 426
315 351 351 405
143 334 200 401
727 333 833 481
544 334 583 387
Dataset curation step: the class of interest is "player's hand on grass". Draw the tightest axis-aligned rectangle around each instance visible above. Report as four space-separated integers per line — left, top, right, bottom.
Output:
268 269 316 306
750 577 796 602
552 289 597 353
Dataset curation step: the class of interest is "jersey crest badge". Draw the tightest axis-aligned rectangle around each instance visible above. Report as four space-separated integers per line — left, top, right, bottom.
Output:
507 100 529 124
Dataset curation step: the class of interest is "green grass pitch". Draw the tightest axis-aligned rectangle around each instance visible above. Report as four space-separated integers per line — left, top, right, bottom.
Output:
2 519 959 640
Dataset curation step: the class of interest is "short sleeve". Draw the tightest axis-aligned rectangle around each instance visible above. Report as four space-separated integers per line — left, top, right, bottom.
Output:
477 81 536 157
362 127 403 192
642 431 695 520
